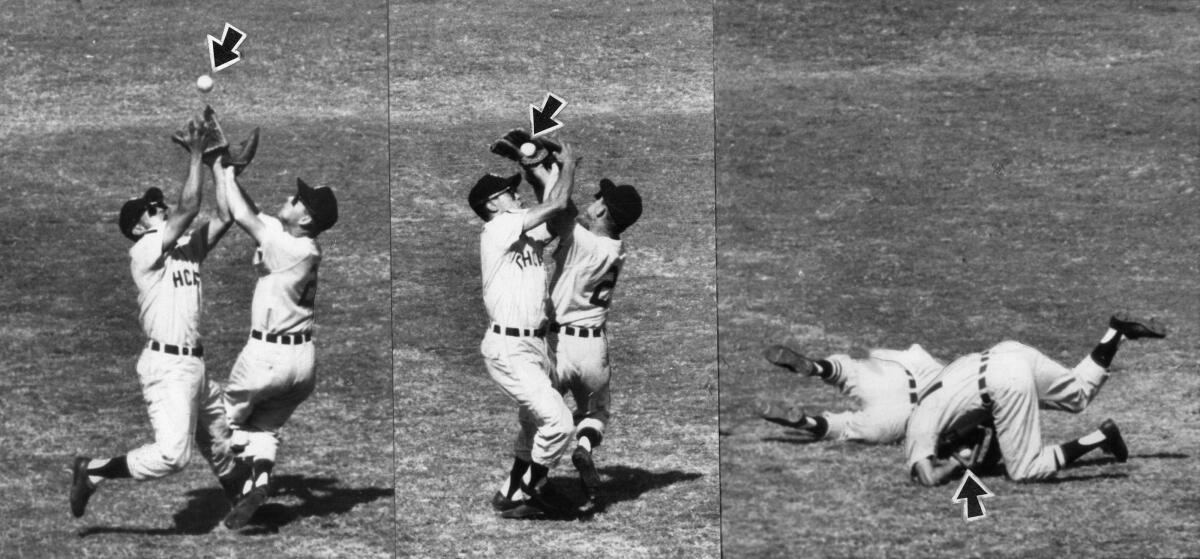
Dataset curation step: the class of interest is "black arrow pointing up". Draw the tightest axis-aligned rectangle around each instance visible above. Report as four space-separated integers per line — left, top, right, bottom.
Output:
208 23 246 73
529 93 567 137
952 469 994 521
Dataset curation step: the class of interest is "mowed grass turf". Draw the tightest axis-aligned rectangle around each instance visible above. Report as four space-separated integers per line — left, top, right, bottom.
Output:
717 1 1200 558
392 1 718 556
1 2 393 557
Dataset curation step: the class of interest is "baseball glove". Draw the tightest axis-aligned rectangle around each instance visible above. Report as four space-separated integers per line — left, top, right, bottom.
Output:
491 128 561 169
936 408 995 461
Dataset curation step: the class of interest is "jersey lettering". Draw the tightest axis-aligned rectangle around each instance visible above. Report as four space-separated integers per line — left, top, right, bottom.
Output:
587 262 621 308
511 249 543 270
171 269 200 288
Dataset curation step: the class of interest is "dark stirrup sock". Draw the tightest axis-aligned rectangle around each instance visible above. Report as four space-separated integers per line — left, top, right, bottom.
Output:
88 456 131 479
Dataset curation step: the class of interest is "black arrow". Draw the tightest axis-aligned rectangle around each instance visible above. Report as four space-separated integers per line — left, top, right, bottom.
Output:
952 469 994 521
208 23 246 73
529 93 567 137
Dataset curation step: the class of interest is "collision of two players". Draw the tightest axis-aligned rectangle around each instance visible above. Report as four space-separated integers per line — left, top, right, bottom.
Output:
759 314 1166 486
69 107 338 530
469 129 642 520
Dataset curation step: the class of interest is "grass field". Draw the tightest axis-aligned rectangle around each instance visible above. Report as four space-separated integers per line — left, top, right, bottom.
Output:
716 1 1200 558
0 2 393 557
391 1 718 557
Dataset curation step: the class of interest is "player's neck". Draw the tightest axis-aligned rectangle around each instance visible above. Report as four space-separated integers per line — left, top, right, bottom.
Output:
590 221 618 239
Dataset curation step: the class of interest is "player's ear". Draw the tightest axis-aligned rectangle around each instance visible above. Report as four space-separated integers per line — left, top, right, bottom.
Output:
297 213 313 228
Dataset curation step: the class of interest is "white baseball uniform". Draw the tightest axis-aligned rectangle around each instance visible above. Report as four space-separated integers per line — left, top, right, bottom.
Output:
127 227 233 480
479 210 573 467
904 340 1110 481
547 222 623 441
816 344 945 443
224 213 321 464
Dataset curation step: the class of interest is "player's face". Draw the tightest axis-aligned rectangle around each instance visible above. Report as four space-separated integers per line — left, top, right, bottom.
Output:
581 198 606 229
279 195 307 224
490 188 520 211
143 201 168 226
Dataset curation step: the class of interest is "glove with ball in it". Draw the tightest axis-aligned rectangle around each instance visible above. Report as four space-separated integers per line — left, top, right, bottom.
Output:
491 128 561 169
936 408 1002 471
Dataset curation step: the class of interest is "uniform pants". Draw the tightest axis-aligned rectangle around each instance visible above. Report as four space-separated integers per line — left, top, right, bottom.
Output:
985 341 1108 481
223 338 316 463
549 331 612 441
481 329 572 467
821 354 915 444
127 349 234 480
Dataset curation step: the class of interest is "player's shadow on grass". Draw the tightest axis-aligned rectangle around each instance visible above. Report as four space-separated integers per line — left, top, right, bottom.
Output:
545 465 704 521
78 476 392 537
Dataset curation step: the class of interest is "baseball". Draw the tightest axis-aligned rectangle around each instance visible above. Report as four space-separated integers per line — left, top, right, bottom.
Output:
519 142 537 157
196 74 214 93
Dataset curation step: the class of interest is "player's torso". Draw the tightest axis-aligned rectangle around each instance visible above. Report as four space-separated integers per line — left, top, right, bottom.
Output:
549 225 623 329
250 242 320 335
132 233 204 346
480 225 550 329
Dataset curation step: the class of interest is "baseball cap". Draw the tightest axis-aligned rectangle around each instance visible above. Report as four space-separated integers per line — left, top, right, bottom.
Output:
468 173 521 219
118 187 166 241
596 178 642 231
296 178 338 233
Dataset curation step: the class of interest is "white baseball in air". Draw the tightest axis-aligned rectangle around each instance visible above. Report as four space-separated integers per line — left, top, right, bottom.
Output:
519 142 537 157
196 74 214 93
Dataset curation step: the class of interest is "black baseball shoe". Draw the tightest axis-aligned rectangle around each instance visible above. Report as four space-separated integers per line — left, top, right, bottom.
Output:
1110 314 1166 340
223 485 268 530
1098 419 1129 463
490 490 522 512
499 480 569 520
571 446 601 504
69 456 96 518
763 345 818 375
759 404 808 429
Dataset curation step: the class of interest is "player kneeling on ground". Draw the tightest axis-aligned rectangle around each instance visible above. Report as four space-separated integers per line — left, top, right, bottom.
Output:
906 315 1165 486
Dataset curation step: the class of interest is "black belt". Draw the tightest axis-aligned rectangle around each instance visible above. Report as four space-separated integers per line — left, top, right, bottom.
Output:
905 369 918 404
491 324 545 338
978 351 994 409
251 330 312 345
148 340 203 357
551 324 605 338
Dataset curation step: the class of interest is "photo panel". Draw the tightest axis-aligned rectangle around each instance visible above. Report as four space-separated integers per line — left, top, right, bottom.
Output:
716 1 1199 557
392 0 718 556
1 2 393 556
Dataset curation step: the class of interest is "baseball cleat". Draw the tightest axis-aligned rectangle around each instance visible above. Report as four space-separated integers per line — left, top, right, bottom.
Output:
762 345 818 375
1098 419 1129 463
571 446 601 503
759 405 808 429
223 486 267 530
490 490 522 512
69 456 96 518
1109 314 1166 340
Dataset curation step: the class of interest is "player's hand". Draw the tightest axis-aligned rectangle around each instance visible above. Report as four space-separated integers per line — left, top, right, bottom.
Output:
171 116 211 154
559 141 580 169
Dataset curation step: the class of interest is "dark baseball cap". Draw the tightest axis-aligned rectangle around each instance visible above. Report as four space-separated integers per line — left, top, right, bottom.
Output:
468 173 521 219
296 178 338 233
597 178 642 231
118 187 166 241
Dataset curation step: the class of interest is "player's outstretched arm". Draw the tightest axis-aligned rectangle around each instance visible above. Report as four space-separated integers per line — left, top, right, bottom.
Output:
521 142 579 232
911 456 963 487
160 118 207 252
219 164 268 243
204 159 235 250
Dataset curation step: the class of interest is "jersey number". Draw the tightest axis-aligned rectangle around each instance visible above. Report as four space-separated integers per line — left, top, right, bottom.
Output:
588 264 621 309
299 279 317 309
